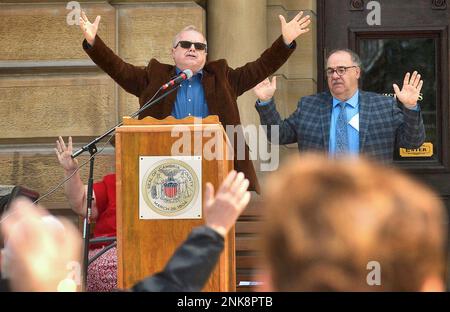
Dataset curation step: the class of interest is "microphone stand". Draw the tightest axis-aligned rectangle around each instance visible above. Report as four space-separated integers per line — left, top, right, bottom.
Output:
71 84 181 291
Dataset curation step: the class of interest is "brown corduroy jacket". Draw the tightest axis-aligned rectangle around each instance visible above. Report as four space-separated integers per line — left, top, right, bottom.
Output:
83 35 296 193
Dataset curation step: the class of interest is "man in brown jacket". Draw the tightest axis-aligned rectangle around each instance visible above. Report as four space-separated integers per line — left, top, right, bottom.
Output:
79 11 311 192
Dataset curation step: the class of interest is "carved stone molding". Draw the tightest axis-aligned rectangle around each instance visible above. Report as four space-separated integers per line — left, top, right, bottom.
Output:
350 0 365 11
432 0 447 10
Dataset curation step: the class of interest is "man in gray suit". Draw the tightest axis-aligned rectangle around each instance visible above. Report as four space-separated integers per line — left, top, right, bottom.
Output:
253 49 425 162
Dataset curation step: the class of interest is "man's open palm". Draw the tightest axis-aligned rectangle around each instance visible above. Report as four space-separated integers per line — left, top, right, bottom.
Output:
280 11 311 45
79 11 101 46
393 71 424 109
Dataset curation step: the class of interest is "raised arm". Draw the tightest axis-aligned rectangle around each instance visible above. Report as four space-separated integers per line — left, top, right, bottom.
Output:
393 71 426 148
227 11 311 96
55 136 98 220
79 11 148 97
253 77 299 145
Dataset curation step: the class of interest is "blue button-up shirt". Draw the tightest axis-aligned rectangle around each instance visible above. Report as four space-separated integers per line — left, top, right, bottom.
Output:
329 90 360 156
171 68 209 119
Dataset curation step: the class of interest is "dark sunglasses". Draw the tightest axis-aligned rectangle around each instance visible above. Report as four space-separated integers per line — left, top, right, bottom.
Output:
175 40 207 51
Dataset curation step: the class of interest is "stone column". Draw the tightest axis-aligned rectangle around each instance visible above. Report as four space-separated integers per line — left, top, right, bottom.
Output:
207 0 267 128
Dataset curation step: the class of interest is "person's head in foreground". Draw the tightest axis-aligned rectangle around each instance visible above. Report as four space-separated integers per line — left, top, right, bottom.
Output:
0 199 82 292
262 153 447 291
0 171 250 292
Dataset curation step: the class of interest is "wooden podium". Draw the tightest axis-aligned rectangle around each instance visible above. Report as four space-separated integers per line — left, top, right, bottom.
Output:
115 115 235 291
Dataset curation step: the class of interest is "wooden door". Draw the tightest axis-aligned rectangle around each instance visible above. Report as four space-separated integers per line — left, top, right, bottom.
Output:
318 0 450 285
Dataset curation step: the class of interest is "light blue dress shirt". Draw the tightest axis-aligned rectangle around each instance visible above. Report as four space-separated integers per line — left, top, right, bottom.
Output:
171 68 209 119
329 90 360 156
256 90 419 157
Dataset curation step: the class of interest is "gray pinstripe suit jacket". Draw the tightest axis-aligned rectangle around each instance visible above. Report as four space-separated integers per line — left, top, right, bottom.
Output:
256 91 425 163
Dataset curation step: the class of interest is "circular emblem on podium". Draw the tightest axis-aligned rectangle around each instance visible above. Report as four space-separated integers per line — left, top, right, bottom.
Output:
141 159 199 216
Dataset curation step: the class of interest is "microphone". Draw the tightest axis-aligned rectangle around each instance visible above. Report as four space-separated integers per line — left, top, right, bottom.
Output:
161 69 193 90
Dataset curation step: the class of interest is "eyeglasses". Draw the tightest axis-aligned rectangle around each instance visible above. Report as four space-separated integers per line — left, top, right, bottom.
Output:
326 66 357 77
174 41 207 51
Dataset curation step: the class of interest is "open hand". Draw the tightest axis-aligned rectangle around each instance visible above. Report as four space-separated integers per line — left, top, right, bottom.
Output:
280 11 311 45
1 198 82 291
203 171 251 238
79 11 101 46
253 77 277 102
393 71 424 109
55 136 78 173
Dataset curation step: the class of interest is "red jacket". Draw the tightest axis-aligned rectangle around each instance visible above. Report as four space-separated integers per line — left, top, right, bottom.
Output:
91 173 116 248
83 35 296 192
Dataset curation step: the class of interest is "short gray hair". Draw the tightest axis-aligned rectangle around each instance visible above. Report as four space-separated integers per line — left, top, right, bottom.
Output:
172 25 207 48
326 49 362 69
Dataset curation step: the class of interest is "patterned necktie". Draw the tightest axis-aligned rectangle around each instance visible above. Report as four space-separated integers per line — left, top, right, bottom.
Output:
336 102 349 155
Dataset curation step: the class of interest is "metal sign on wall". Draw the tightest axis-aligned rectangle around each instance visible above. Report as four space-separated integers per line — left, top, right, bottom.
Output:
139 156 202 220
399 142 434 157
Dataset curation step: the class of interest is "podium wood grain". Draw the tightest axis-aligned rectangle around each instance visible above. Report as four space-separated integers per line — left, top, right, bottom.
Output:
116 116 235 291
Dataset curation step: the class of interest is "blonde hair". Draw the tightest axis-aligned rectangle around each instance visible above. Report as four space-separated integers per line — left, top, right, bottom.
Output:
172 25 207 48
